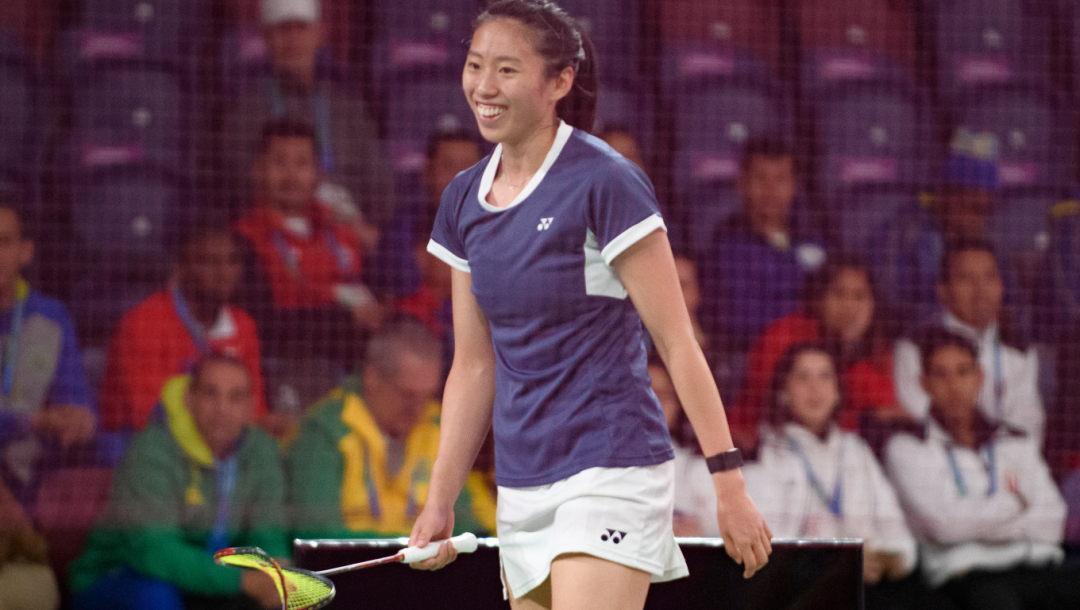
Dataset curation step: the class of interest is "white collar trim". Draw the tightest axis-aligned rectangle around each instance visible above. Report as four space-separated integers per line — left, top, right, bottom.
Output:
477 120 573 213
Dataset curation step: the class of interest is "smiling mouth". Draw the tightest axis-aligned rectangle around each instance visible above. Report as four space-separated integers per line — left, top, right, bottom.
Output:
476 103 505 119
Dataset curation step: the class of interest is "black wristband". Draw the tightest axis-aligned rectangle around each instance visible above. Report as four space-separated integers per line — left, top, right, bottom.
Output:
705 448 744 473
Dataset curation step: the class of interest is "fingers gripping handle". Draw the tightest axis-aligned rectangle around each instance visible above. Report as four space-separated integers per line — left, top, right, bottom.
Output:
399 533 479 564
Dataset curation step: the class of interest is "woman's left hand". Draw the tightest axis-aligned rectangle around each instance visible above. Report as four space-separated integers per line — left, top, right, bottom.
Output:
713 470 773 579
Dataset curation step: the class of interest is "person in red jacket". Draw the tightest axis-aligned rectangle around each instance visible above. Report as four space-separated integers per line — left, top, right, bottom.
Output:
99 226 270 435
235 119 384 364
733 253 902 447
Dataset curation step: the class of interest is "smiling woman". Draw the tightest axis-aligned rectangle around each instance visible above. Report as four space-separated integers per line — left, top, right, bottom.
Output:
408 2 772 609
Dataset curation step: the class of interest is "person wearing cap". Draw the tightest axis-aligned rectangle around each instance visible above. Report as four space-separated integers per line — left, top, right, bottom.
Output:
870 128 1027 330
219 0 396 231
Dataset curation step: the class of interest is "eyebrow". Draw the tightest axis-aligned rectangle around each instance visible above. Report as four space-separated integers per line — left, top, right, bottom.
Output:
466 51 523 64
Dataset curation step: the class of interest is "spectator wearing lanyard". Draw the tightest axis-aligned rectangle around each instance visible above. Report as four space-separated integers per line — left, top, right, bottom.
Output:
894 238 1043 442
219 0 394 235
742 343 945 610
70 355 287 610
236 119 384 364
0 200 95 510
885 328 1079 609
98 225 274 441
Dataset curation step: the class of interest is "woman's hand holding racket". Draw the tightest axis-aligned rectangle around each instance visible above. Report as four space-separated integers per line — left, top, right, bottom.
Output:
713 469 773 579
407 501 459 571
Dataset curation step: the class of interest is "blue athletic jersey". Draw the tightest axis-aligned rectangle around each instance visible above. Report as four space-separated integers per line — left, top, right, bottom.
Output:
428 121 674 487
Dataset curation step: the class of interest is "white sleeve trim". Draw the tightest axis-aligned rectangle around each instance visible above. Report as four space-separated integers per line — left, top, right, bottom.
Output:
426 239 470 273
601 214 667 266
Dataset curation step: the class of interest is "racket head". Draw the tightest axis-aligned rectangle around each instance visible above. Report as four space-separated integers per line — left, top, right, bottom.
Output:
215 546 336 610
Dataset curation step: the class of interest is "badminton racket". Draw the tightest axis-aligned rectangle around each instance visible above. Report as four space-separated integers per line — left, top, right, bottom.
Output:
215 532 479 610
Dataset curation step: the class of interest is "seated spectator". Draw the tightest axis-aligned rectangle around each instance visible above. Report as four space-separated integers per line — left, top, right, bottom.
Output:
371 130 482 301
734 254 900 442
70 355 287 610
396 209 452 342
98 225 273 438
743 343 940 610
699 136 827 355
872 128 1027 330
286 321 495 539
220 0 394 230
885 328 1080 609
894 239 1043 441
648 355 714 538
598 124 645 170
236 119 383 364
0 200 95 509
674 255 707 350
1 478 59 610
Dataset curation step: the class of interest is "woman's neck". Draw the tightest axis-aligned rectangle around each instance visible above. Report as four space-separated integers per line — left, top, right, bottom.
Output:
498 120 560 185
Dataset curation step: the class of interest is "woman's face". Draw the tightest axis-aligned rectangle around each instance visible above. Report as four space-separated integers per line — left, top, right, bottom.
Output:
818 268 874 343
784 351 839 435
462 18 571 147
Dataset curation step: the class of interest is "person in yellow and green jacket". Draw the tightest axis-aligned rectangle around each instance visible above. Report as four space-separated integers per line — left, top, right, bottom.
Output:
69 355 287 610
286 320 496 540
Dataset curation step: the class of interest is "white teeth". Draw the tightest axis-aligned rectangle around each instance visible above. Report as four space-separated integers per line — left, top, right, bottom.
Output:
477 104 504 118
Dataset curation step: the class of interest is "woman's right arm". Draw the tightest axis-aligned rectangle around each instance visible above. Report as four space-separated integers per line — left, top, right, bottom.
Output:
409 268 497 562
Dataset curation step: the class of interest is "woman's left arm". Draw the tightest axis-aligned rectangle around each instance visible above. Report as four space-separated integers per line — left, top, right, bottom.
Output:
614 230 773 578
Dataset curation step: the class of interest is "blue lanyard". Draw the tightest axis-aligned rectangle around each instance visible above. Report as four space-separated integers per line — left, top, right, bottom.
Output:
2 280 28 399
787 435 844 518
992 334 1004 420
170 286 211 356
266 80 335 173
206 454 239 553
270 230 354 283
945 441 997 497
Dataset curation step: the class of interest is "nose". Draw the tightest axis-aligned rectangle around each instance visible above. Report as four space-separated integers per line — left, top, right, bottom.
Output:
475 67 498 98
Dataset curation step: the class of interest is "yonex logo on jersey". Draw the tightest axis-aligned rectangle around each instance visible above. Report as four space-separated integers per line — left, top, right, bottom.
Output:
601 529 626 544
537 217 554 231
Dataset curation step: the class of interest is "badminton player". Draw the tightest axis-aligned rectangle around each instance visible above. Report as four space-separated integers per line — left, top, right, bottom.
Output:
409 1 772 608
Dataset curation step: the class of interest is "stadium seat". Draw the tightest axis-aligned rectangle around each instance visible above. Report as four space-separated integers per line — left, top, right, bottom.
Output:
555 0 642 84
651 0 781 68
371 0 480 83
381 76 478 176
0 51 37 179
595 78 655 160
661 42 794 253
70 67 192 175
794 0 917 73
802 61 934 251
950 87 1074 190
924 0 1051 97
69 0 208 71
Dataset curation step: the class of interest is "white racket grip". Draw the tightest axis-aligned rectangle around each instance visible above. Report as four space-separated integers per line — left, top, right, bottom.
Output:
399 533 479 564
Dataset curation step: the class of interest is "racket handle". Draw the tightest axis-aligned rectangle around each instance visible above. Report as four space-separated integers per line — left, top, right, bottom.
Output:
399 533 479 564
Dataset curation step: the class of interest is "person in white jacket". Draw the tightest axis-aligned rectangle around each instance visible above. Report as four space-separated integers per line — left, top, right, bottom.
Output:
885 327 1080 610
744 341 954 610
893 238 1043 442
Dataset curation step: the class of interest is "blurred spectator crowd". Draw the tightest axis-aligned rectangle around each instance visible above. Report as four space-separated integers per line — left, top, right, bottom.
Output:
4 0 1080 609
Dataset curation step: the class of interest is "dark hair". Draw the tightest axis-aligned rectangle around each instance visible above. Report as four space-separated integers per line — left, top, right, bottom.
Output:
764 341 841 427
257 118 317 156
938 237 999 285
425 129 481 162
915 326 979 374
475 0 598 133
178 218 240 264
190 353 251 389
739 136 795 175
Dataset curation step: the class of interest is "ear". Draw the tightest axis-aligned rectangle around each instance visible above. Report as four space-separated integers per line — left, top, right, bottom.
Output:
550 66 575 103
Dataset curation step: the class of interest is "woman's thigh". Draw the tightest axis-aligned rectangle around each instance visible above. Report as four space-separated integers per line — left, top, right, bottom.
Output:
511 553 651 610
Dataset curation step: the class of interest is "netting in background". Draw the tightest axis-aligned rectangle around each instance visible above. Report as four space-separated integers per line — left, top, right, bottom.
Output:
1 0 1080 603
